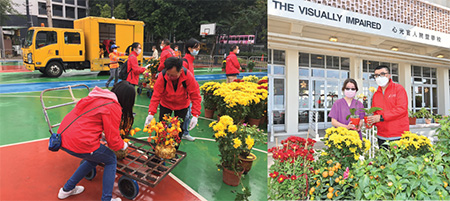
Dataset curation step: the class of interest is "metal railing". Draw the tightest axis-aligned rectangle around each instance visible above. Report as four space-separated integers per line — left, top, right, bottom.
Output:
309 110 320 141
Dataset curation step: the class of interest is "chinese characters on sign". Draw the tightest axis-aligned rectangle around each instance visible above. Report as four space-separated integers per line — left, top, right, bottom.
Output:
391 26 441 42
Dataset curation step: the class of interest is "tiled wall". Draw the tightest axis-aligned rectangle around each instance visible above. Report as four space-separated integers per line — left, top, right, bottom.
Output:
307 0 450 34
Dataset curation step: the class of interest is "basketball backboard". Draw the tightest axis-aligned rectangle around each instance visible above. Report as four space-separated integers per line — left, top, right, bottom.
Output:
200 23 216 36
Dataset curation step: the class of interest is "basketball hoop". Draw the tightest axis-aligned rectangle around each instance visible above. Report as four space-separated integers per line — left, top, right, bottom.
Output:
201 32 208 38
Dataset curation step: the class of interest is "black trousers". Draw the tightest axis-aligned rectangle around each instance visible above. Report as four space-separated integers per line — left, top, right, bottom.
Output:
159 105 188 149
377 138 400 150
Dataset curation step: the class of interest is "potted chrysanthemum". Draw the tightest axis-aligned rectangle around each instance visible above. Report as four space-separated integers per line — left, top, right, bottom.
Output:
235 123 266 174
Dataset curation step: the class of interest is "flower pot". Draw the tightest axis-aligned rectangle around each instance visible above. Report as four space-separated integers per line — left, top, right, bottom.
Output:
349 117 360 127
425 118 432 124
364 116 373 129
248 118 261 126
260 115 268 126
409 117 417 125
155 144 176 159
204 109 215 119
222 166 244 186
239 153 257 174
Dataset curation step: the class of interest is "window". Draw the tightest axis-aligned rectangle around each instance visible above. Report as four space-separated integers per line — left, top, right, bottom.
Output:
273 50 285 65
77 8 86 18
52 0 62 2
66 0 74 4
66 7 75 18
52 5 63 17
35 31 57 48
362 60 399 107
298 52 350 130
77 0 86 6
38 2 46 15
411 65 438 114
269 49 286 132
64 32 80 44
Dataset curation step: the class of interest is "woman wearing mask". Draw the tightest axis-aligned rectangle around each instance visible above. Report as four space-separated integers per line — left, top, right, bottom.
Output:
328 78 365 139
225 45 241 83
180 38 200 141
57 81 136 201
125 42 146 86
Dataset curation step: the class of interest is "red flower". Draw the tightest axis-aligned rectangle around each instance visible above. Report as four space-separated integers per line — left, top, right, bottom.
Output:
270 171 279 178
278 175 288 183
306 154 314 161
258 79 268 85
291 175 297 180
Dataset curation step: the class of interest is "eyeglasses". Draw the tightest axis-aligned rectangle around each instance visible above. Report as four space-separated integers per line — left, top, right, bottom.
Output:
345 88 356 91
373 72 389 79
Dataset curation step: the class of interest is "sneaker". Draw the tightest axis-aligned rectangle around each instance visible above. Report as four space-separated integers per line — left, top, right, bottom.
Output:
182 134 195 141
111 198 122 201
58 186 84 199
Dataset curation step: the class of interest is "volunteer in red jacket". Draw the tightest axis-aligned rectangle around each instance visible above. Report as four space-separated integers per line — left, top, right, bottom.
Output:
144 57 202 148
180 38 200 141
57 81 135 201
367 65 409 149
126 42 146 86
225 45 241 83
157 39 175 72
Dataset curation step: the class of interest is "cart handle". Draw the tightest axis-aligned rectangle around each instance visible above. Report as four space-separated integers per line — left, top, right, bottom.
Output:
40 84 90 134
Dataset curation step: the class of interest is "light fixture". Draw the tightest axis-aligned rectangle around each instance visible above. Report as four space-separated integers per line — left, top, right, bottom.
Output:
391 46 399 51
437 54 444 58
329 36 338 42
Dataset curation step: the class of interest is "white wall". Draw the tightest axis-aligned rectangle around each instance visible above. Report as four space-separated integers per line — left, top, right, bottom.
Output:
11 0 39 16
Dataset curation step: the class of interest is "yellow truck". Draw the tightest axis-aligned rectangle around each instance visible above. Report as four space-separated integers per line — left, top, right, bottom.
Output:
22 17 144 77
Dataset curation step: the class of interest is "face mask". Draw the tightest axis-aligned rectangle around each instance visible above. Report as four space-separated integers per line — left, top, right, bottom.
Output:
136 49 141 55
168 75 178 81
113 49 117 53
344 90 356 98
236 49 240 54
160 45 164 49
191 49 199 56
175 48 178 51
376 76 389 87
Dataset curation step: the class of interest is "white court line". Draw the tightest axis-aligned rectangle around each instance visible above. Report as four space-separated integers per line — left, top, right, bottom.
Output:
0 137 48 148
0 94 75 99
168 173 208 201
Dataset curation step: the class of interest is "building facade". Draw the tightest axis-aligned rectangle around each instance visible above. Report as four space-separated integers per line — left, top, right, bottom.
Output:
267 0 450 139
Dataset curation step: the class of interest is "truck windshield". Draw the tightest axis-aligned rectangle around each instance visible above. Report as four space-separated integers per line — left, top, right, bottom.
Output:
24 30 34 47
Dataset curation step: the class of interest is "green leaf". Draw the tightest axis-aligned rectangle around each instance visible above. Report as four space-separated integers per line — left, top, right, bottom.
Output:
360 175 369 191
427 185 437 194
396 192 407 200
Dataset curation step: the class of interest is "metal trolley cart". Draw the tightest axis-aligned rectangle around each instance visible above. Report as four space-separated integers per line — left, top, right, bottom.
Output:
40 85 186 200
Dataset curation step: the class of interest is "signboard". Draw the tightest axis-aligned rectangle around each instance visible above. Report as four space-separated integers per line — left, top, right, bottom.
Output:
268 0 450 49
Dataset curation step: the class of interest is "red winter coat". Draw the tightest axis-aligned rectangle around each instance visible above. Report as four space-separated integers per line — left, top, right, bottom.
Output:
157 46 175 72
148 69 202 117
126 51 146 85
183 53 195 74
226 52 240 75
372 79 409 139
59 87 125 154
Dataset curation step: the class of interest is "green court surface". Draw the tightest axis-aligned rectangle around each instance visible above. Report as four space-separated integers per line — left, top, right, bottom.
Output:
0 82 267 200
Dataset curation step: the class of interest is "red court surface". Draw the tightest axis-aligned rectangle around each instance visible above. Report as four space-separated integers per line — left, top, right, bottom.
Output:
0 140 201 201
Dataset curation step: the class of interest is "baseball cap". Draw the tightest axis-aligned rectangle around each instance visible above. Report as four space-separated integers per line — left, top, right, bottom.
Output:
111 44 119 49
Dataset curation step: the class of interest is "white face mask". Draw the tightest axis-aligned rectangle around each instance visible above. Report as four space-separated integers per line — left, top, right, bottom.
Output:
136 49 141 55
344 90 356 98
160 45 164 50
236 49 240 54
113 49 117 53
175 48 178 51
376 76 389 87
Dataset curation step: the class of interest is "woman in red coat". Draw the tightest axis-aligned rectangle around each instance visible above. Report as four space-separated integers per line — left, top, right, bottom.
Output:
125 42 146 86
225 45 241 83
57 81 135 201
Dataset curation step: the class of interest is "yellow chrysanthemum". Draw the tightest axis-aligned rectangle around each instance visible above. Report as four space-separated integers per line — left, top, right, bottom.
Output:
245 135 255 150
233 138 242 149
228 125 238 133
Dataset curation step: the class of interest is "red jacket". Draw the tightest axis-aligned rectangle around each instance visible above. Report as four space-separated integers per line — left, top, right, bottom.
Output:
59 87 125 153
157 46 175 72
183 53 195 74
148 69 202 117
226 52 240 75
372 79 409 139
126 51 146 85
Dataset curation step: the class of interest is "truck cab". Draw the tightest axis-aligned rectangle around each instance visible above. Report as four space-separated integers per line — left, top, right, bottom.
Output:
22 17 144 78
22 27 85 77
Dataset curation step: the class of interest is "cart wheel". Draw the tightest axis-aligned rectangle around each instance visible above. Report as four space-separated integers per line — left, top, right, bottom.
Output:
137 87 142 95
146 90 152 98
80 160 97 181
118 176 139 200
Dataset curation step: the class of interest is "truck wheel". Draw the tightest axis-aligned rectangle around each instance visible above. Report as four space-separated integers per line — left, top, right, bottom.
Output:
45 62 63 78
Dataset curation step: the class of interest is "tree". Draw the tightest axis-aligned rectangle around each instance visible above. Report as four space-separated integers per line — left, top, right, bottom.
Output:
0 0 20 25
97 3 112 18
114 3 127 19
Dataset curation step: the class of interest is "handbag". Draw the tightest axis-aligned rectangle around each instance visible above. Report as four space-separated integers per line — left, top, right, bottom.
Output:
48 101 114 152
